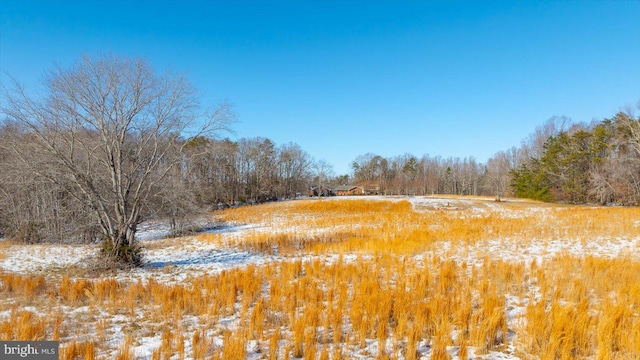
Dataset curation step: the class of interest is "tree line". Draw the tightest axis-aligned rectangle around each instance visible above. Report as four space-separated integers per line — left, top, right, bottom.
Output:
511 111 640 204
348 108 640 206
178 136 320 207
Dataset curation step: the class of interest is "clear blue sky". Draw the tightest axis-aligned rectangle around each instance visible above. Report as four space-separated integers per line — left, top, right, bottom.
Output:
2 1 639 175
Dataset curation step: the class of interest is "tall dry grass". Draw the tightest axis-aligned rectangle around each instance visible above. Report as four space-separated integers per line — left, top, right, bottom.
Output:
201 198 640 257
0 197 639 358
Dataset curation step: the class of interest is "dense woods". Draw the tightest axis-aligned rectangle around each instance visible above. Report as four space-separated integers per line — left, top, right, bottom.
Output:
0 131 317 243
348 109 640 205
178 136 316 206
511 111 640 204
1 55 639 263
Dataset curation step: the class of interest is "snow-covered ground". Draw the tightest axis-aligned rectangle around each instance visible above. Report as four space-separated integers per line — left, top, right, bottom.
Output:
1 196 638 359
128 224 275 284
7 196 633 278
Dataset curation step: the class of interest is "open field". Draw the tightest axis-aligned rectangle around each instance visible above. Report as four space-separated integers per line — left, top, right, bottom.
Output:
1 196 640 359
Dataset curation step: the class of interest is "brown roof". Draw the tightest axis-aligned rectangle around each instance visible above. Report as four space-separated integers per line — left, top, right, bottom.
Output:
333 186 360 191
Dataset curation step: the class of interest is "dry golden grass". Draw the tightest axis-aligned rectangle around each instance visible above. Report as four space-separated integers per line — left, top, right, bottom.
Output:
60 340 96 360
0 197 639 358
0 309 48 340
200 198 640 257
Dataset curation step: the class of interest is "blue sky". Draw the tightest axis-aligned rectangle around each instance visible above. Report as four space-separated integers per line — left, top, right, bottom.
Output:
2 1 639 175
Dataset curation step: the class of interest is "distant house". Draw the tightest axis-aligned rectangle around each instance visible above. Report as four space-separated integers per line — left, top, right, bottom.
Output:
332 185 365 196
357 181 381 195
309 186 333 197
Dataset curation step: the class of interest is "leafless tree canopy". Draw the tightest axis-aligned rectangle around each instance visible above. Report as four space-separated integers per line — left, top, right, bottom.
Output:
1 54 232 265
0 55 318 265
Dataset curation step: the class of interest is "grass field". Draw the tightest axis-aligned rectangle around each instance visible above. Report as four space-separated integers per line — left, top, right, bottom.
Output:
1 196 639 359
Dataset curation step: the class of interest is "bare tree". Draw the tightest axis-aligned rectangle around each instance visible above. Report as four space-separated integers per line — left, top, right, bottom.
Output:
610 107 640 204
484 148 521 199
313 159 334 196
277 142 312 199
236 137 278 203
522 115 573 159
615 107 640 158
1 54 232 266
